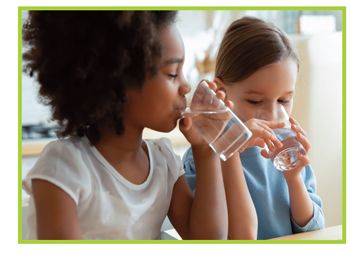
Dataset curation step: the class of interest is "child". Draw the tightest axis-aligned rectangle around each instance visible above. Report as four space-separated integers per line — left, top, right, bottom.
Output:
22 11 230 240
183 17 325 239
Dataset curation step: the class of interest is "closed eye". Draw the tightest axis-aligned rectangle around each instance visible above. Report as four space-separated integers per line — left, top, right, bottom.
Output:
246 99 262 105
278 99 290 104
167 74 178 80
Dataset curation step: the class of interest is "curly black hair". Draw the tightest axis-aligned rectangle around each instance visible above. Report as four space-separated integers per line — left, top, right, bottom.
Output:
23 11 177 144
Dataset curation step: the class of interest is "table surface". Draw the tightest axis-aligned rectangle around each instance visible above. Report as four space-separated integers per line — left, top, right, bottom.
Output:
271 225 343 240
161 225 343 240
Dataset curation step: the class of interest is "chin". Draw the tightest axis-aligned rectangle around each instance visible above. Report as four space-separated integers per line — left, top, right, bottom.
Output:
159 124 177 133
151 120 177 133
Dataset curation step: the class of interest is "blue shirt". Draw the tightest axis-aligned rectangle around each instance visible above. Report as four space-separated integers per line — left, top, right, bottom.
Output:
183 146 325 239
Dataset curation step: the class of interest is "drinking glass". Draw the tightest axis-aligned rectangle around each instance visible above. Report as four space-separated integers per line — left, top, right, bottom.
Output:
182 80 252 161
256 104 306 171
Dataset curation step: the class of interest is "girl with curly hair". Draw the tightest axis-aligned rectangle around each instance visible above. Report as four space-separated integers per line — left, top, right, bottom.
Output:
22 11 230 240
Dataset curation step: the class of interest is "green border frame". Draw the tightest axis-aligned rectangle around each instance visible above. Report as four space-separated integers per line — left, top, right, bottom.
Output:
18 6 346 244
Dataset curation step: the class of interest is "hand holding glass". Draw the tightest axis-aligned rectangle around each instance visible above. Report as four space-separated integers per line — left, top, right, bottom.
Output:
182 80 252 161
256 104 306 171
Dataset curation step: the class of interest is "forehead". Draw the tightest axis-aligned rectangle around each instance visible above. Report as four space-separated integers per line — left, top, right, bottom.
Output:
159 25 184 63
236 58 298 95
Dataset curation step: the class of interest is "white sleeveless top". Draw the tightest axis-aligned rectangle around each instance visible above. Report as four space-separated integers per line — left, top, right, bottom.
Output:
23 136 184 239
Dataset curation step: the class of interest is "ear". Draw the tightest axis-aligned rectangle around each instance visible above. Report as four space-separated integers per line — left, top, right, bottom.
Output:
214 77 226 93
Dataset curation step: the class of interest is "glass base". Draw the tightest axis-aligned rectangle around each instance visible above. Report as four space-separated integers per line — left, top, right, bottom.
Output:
273 146 305 171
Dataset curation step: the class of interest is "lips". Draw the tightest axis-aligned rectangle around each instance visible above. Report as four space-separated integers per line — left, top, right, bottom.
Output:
177 99 187 112
173 107 185 120
174 98 187 119
175 104 187 116
178 105 187 112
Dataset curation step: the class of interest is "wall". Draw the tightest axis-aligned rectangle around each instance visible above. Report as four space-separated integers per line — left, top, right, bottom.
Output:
291 32 343 226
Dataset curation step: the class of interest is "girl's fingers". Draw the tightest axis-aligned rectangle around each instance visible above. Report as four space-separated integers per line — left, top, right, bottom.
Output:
207 80 217 91
257 120 284 147
256 122 283 148
265 120 285 130
239 143 248 153
225 99 234 111
179 117 192 132
265 139 275 152
290 117 308 136
261 149 271 158
239 137 264 153
261 130 282 150
256 127 275 140
206 81 235 115
291 123 308 137
216 90 226 100
293 153 310 170
289 116 298 125
254 138 266 148
256 121 275 136
295 132 311 152
287 117 310 152
298 153 310 165
205 81 231 111
280 121 310 155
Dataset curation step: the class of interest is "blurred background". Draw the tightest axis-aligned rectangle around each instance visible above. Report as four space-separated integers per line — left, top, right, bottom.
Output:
21 10 343 229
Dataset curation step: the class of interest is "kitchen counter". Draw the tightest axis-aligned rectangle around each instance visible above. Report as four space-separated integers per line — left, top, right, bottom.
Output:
22 128 190 157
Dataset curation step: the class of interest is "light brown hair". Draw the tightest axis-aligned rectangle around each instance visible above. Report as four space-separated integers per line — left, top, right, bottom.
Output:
215 16 298 84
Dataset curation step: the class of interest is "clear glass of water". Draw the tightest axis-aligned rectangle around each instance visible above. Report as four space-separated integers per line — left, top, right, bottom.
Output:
257 104 306 171
270 128 306 171
181 80 252 161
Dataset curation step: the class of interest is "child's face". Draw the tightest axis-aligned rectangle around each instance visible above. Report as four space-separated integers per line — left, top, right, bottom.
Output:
224 57 298 123
125 25 190 132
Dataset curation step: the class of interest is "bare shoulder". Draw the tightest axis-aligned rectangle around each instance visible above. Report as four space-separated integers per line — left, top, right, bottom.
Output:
31 179 81 239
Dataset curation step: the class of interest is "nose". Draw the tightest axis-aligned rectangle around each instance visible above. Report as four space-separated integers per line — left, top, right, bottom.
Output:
256 104 277 121
256 110 274 121
179 80 191 96
266 104 286 121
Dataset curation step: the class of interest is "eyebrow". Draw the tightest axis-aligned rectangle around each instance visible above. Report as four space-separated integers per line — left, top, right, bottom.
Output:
245 90 294 95
163 57 184 65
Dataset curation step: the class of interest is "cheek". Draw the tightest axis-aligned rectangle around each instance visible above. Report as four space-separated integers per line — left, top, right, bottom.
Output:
231 100 254 122
286 101 294 115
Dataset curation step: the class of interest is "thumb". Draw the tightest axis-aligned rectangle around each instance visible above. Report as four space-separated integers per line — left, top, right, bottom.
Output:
292 154 309 170
225 99 234 111
179 117 192 133
254 138 266 148
261 149 271 158
266 121 285 129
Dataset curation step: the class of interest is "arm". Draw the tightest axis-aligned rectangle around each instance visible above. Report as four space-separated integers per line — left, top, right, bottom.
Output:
285 175 314 227
221 153 257 239
283 117 323 228
31 179 82 239
168 145 228 239
290 167 325 231
168 81 229 239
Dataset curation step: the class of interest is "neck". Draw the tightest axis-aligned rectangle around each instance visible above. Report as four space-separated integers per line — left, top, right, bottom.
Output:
93 124 145 163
